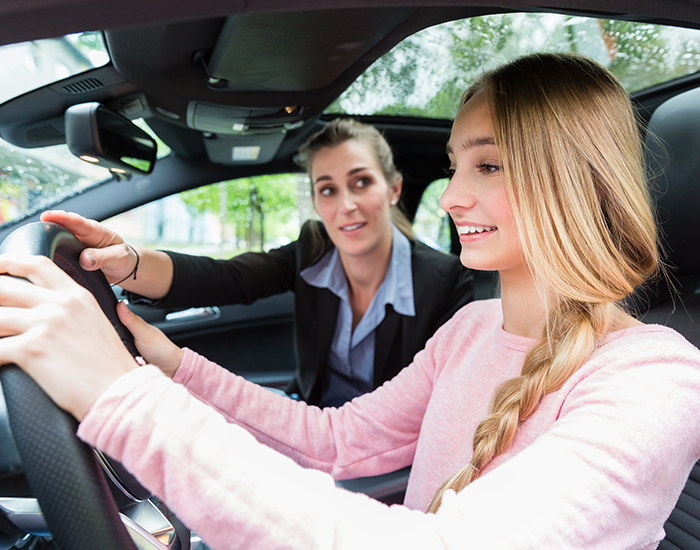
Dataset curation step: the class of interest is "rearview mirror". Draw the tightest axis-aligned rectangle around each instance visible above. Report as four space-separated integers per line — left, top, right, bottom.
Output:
64 103 157 175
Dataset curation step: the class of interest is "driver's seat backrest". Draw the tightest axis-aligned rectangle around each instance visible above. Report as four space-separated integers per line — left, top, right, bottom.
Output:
638 86 700 550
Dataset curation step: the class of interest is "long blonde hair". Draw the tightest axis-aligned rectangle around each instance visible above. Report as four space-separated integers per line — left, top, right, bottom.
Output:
427 52 659 513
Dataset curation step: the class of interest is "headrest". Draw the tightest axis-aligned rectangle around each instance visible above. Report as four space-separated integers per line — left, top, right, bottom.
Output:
645 87 700 278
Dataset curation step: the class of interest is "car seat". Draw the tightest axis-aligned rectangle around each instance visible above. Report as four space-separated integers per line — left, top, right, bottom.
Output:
634 85 700 549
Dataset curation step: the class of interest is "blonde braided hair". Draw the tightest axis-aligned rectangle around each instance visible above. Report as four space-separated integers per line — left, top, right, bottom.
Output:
428 53 659 513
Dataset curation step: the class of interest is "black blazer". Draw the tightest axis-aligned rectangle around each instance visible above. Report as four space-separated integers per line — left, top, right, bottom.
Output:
141 221 474 405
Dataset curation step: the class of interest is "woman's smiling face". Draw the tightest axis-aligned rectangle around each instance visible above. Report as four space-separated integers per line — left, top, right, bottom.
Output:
440 92 525 278
311 139 400 261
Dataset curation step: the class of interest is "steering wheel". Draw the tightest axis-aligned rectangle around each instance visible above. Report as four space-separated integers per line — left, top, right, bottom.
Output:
0 222 172 549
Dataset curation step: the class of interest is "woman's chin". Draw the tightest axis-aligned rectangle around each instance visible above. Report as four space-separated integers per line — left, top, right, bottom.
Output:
458 251 496 273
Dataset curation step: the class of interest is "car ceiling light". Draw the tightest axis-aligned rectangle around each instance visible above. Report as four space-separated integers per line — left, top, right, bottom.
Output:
80 155 100 163
232 146 261 161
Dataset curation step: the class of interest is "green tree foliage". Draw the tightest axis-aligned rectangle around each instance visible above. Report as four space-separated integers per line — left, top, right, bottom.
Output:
601 20 700 91
424 15 517 119
328 13 700 119
327 39 422 115
413 178 451 251
180 174 300 252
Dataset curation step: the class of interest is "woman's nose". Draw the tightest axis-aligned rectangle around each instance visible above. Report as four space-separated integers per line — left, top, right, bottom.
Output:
339 189 358 213
439 175 475 213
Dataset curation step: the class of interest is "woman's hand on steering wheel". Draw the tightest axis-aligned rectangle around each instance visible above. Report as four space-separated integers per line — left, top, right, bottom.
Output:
0 253 138 421
40 210 138 285
117 302 184 378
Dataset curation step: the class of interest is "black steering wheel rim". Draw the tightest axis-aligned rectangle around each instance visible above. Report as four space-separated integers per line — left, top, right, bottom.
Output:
0 222 140 550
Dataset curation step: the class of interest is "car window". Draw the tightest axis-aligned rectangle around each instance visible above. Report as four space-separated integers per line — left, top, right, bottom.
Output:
0 140 113 228
0 119 167 230
413 178 451 253
327 13 700 119
0 31 108 104
103 174 314 258
134 119 172 159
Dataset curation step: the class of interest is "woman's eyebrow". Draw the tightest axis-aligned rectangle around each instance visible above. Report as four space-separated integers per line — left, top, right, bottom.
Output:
348 166 370 176
314 166 370 185
446 136 496 155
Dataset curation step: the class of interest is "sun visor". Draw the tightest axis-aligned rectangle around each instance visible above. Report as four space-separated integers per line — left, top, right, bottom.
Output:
203 132 285 166
205 9 415 92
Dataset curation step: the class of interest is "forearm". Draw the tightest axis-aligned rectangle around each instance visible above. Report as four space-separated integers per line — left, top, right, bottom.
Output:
174 348 420 478
137 245 299 309
116 247 173 300
77 367 442 550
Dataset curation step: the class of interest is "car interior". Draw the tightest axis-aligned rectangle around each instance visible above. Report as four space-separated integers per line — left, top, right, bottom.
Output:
630 86 700 549
1 1 700 549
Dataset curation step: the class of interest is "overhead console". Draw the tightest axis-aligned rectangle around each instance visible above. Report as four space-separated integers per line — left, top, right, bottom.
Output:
186 102 303 135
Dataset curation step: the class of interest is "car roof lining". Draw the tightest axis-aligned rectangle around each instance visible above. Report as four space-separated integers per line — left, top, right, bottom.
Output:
0 1 698 47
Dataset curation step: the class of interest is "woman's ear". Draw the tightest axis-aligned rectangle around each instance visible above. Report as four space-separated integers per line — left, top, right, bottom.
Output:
390 178 403 206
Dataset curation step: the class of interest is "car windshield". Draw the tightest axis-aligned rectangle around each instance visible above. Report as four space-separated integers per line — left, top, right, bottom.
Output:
0 32 175 229
0 31 113 228
0 144 113 227
327 12 700 118
0 31 109 104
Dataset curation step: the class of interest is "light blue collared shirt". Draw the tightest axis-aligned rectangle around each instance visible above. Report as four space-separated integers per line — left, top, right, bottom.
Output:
301 225 415 407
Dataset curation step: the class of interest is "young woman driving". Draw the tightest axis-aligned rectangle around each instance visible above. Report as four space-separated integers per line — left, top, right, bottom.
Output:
41 118 473 407
2 52 700 548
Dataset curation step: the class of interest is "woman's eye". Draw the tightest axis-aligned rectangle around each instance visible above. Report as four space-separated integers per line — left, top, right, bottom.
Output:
443 166 456 178
476 162 502 175
355 177 371 188
318 187 334 197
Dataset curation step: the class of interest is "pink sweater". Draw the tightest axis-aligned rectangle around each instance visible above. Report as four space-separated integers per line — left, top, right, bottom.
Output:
78 299 700 549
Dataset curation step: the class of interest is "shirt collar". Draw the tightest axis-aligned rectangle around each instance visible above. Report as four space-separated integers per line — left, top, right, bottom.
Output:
301 225 415 317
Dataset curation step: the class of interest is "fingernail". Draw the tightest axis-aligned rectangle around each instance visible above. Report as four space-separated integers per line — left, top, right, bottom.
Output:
84 252 96 268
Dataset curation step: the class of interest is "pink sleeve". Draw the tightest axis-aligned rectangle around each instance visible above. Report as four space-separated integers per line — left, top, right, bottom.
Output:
76 366 448 549
165 346 433 478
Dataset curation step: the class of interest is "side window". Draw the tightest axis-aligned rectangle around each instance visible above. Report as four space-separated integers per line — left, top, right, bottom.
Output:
413 178 451 253
103 174 315 258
